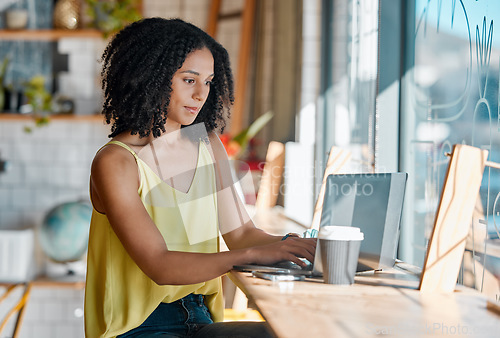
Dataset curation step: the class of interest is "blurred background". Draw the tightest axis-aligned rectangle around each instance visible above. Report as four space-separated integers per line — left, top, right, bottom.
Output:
1 1 500 337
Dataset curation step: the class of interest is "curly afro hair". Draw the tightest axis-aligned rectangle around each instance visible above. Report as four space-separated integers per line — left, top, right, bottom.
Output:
100 18 234 138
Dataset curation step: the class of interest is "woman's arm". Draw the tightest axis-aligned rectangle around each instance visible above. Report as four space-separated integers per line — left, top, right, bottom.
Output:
91 144 315 286
207 133 316 252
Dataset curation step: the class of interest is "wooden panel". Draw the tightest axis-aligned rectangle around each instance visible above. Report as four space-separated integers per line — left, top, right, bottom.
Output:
206 0 257 136
0 29 102 41
231 0 256 135
255 141 285 209
0 114 104 122
419 144 488 293
206 0 222 37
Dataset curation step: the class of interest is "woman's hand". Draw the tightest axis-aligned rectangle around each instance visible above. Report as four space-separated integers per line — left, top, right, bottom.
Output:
245 237 317 268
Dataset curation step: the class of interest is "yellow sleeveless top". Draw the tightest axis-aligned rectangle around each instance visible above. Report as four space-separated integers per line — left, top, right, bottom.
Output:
84 140 223 338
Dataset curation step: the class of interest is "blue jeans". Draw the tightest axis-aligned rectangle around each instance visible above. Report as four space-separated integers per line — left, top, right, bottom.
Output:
117 294 272 338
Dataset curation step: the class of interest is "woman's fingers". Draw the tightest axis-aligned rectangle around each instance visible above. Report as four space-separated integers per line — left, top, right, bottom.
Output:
248 238 317 266
280 238 316 263
284 238 316 256
285 254 308 267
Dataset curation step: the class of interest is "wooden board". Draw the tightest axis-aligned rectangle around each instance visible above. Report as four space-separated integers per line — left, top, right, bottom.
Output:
255 141 285 209
419 144 488 293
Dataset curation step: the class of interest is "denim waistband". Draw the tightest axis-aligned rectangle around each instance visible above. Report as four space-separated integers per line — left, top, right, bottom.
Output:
117 293 213 337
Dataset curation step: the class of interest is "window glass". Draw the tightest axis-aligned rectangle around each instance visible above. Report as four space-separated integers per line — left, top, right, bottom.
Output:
401 0 500 296
319 0 379 174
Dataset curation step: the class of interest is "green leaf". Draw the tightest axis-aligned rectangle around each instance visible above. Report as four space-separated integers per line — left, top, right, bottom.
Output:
233 111 274 146
244 111 274 140
85 0 142 36
0 57 10 83
35 116 50 127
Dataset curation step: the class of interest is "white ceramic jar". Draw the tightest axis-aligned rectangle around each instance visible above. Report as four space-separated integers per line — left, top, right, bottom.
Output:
5 9 29 29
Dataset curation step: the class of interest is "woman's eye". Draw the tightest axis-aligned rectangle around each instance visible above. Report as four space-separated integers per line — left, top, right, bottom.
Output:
184 79 195 84
205 81 213 86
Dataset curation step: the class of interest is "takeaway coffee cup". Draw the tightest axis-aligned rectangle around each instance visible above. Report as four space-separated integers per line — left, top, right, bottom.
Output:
319 226 364 285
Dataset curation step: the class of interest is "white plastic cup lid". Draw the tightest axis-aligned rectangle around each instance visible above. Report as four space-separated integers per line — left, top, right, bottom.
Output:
318 225 364 241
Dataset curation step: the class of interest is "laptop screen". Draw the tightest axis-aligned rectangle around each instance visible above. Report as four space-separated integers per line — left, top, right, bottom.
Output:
320 173 407 271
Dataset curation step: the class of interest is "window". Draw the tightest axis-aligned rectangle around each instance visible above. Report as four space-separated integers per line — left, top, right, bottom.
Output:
401 0 500 296
320 0 500 297
318 0 380 174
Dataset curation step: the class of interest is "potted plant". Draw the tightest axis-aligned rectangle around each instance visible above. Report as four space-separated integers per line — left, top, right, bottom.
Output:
85 0 142 37
219 111 274 160
22 75 52 132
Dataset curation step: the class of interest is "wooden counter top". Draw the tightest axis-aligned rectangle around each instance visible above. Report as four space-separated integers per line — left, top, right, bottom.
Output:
230 271 500 337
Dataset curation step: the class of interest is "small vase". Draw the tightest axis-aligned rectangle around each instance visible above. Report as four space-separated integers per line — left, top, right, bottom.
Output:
5 9 29 29
53 0 80 30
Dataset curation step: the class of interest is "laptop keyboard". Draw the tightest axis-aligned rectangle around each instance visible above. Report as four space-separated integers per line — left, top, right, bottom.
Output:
273 259 313 271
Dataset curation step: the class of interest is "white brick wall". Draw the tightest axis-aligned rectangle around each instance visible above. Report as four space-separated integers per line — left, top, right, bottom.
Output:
0 119 110 230
57 38 105 115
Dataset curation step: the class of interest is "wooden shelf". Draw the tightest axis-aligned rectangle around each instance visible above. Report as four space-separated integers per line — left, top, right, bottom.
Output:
0 277 85 289
0 29 103 41
32 275 86 288
0 113 104 122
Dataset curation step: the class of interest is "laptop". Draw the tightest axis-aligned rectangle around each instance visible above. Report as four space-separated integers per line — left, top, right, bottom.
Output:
234 172 408 276
316 172 407 274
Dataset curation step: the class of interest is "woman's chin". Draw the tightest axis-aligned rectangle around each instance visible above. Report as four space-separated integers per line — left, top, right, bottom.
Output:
183 116 198 126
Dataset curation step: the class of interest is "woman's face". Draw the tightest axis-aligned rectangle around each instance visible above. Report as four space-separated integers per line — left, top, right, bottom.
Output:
166 47 214 130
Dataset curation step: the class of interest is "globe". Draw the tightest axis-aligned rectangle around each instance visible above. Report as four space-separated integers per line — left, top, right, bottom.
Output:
39 201 92 263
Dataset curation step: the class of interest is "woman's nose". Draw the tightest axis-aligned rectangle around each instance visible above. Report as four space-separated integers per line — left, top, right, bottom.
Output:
193 83 209 101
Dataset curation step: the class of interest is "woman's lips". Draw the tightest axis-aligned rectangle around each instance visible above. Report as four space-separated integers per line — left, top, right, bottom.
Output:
185 106 199 114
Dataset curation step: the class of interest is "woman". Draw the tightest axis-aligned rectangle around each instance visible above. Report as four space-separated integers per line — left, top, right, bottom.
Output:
84 18 316 337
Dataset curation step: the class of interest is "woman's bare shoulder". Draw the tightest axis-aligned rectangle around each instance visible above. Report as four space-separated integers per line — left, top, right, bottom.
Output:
93 141 135 166
90 140 142 213
91 141 140 184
